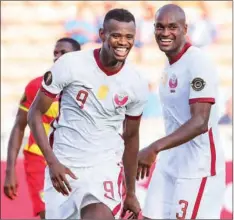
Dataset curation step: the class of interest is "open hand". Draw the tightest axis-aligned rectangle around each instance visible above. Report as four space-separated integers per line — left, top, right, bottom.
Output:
49 161 77 196
137 147 156 180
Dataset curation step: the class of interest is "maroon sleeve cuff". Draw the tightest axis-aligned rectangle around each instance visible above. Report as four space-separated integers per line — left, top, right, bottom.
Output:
125 114 142 120
40 86 57 99
189 98 215 104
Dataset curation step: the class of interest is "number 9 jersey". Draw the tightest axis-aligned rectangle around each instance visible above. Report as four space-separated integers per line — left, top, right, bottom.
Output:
41 48 149 168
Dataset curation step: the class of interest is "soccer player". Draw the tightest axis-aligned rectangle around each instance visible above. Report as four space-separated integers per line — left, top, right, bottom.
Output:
27 8 148 219
137 4 225 219
3 37 81 219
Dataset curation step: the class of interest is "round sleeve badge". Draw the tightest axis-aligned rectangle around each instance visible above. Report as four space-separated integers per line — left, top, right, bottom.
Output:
43 71 52 86
191 77 206 91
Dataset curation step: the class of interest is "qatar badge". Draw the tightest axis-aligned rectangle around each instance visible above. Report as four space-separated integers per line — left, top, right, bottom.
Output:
169 74 178 93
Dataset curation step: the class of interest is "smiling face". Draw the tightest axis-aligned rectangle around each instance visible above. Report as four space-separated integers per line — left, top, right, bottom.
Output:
99 19 136 63
154 7 187 56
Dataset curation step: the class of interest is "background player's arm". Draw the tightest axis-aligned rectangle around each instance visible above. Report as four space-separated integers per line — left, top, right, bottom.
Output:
4 108 27 199
6 109 27 173
122 117 141 195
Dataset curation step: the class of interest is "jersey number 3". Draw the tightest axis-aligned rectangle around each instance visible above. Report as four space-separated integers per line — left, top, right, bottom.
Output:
176 200 188 219
76 90 88 109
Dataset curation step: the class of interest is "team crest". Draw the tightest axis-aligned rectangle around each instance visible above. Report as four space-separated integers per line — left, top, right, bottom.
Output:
43 71 52 86
114 93 129 107
169 74 178 93
191 77 206 91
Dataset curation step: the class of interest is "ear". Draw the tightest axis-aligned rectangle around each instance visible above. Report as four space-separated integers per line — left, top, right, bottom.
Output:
99 28 105 43
184 24 188 35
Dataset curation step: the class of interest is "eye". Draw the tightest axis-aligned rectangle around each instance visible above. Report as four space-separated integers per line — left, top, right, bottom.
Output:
112 34 120 39
169 25 177 30
156 25 163 30
126 35 134 40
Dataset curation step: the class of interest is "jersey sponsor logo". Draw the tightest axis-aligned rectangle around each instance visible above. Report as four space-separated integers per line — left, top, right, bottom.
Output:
114 93 129 107
191 77 206 91
169 74 178 93
43 71 52 86
97 85 109 100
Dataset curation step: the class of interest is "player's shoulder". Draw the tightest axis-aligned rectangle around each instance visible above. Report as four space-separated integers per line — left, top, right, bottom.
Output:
60 49 93 62
187 45 211 62
25 76 43 91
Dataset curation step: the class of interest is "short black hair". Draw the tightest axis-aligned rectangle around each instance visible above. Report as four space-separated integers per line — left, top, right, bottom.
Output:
57 37 81 51
103 8 135 26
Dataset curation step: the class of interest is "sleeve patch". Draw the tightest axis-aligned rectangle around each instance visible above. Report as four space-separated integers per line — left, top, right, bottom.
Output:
191 77 206 91
44 71 53 86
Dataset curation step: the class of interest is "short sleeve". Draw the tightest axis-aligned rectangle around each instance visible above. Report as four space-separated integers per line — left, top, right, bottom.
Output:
19 78 41 112
189 52 217 105
41 53 73 98
125 78 149 119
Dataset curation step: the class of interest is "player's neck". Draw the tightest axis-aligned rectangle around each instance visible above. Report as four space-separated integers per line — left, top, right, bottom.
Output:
99 48 123 71
166 40 191 65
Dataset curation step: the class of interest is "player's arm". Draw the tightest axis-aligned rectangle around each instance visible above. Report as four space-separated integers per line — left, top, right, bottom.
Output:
6 109 27 172
149 102 212 153
4 83 36 200
121 77 149 217
138 52 217 179
121 116 142 217
122 116 141 196
27 91 58 165
4 108 27 199
28 54 77 195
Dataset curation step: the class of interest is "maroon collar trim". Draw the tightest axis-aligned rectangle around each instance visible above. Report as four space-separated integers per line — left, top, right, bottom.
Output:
169 42 192 65
93 48 124 76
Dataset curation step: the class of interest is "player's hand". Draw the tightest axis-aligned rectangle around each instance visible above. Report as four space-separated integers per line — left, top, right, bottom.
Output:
48 161 77 196
4 169 18 200
137 147 156 180
121 193 141 219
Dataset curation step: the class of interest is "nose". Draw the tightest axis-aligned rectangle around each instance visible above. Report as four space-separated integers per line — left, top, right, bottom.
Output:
118 37 128 46
161 28 170 37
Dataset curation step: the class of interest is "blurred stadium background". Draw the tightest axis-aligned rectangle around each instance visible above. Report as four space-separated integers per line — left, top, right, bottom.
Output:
1 1 232 219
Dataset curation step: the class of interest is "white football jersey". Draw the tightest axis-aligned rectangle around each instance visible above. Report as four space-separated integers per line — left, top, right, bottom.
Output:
158 44 225 178
41 49 148 168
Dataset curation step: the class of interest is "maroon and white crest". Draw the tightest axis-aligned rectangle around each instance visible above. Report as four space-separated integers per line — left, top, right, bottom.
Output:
169 74 178 92
114 93 129 107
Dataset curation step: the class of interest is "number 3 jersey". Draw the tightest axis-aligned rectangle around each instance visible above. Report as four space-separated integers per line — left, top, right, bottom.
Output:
41 49 148 168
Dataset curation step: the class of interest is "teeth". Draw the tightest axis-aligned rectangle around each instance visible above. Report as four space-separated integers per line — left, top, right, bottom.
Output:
161 39 172 42
115 48 127 52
